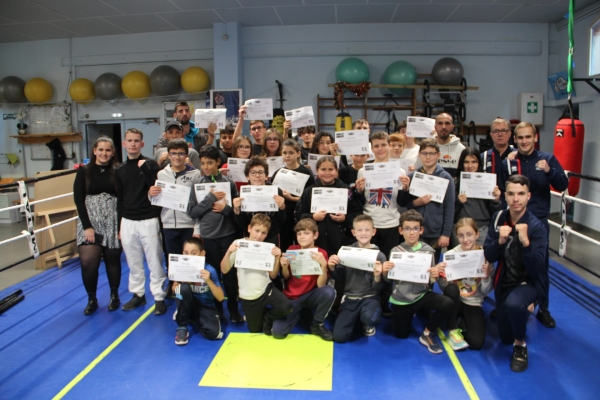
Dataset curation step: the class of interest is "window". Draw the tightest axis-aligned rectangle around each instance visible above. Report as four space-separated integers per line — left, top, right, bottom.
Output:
591 18 600 76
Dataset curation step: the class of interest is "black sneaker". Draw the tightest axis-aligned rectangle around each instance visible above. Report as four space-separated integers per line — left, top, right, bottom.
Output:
311 323 333 341
230 309 245 323
263 317 273 336
108 295 120 312
154 300 167 315
381 303 393 318
536 308 556 328
510 345 528 372
84 299 98 315
175 328 189 346
122 294 146 311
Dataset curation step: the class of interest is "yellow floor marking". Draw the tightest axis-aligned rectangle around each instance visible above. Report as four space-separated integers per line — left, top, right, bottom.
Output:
438 329 480 400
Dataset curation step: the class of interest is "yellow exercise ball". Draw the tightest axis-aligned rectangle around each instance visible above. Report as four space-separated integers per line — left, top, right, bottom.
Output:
122 70 151 99
69 78 95 103
24 77 53 103
181 66 210 93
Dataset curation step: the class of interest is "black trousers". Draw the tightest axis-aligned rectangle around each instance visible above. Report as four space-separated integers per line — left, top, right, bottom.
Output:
391 291 453 339
176 283 222 340
203 234 238 314
443 282 486 350
333 297 381 343
240 283 293 333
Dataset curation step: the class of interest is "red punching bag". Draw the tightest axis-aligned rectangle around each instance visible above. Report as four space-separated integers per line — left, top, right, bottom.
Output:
554 112 584 195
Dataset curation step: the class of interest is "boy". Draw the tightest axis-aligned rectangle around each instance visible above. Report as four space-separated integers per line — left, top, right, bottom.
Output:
339 153 368 188
221 214 293 334
298 125 316 161
386 210 455 354
217 125 235 166
273 219 335 341
188 145 242 322
173 238 224 345
328 215 387 343
115 128 167 315
389 133 405 159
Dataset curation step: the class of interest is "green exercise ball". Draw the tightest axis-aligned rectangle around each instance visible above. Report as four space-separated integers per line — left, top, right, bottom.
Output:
335 58 370 84
383 61 417 95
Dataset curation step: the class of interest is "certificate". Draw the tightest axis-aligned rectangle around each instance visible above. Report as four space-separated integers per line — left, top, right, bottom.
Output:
266 156 285 178
240 185 279 212
235 240 275 271
337 246 379 272
307 153 341 172
168 254 205 283
335 130 370 155
272 168 310 196
406 116 435 138
284 248 322 276
194 109 226 129
387 252 432 283
194 182 232 207
284 106 315 129
460 172 497 200
363 160 404 190
244 98 273 120
227 158 249 183
409 172 449 203
398 158 413 174
310 187 348 214
443 250 486 281
150 180 191 212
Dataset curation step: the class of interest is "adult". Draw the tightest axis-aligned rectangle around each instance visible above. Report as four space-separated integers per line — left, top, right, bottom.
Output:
73 137 122 315
172 101 216 150
482 118 514 175
154 120 200 169
234 104 266 156
433 113 465 177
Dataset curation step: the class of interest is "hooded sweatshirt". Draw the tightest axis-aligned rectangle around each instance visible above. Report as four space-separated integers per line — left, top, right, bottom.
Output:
329 242 385 299
156 164 201 229
436 134 465 177
386 241 436 304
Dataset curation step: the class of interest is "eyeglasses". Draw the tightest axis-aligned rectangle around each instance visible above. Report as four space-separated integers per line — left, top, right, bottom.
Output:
266 138 279 142
250 126 264 131
457 233 476 240
491 129 510 135
402 227 421 233
169 152 187 158
238 145 251 150
420 152 438 157
249 170 266 176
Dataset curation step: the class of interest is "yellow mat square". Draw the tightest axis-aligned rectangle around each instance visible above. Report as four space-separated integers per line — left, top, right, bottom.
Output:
199 333 333 391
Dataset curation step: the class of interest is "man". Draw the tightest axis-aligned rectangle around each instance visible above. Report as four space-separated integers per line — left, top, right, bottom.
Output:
433 113 465 177
500 122 568 328
484 174 547 372
482 118 514 175
234 104 266 155
173 101 216 150
154 120 200 169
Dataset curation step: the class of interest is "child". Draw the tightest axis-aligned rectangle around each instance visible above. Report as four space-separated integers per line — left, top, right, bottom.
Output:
389 133 405 159
399 121 420 171
220 136 254 193
273 219 335 341
260 129 284 157
298 126 316 161
386 210 454 354
173 238 224 345
328 215 387 343
309 131 338 158
438 218 493 350
221 214 293 334
338 153 368 188
217 124 235 166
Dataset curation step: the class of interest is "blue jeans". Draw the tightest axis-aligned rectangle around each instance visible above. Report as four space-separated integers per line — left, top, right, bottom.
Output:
497 283 538 343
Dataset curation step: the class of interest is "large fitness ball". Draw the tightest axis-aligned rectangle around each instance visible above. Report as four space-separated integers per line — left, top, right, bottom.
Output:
383 61 417 95
94 73 122 100
0 76 27 103
69 78 95 103
149 65 181 96
335 57 370 84
122 71 151 99
431 57 464 86
24 77 53 103
181 66 210 93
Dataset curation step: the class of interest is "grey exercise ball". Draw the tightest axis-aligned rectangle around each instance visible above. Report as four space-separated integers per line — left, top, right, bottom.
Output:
94 73 122 100
431 57 464 86
0 76 27 103
149 65 181 96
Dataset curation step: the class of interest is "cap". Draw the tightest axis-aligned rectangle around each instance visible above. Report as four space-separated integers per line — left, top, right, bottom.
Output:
165 120 183 131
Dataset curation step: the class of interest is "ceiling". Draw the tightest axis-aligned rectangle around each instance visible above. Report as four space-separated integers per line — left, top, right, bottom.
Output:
0 0 597 43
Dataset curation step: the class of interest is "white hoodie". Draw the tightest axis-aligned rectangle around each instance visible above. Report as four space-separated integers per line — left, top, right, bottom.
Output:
435 134 465 177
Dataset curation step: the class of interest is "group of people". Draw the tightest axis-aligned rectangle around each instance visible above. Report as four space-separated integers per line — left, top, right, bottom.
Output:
73 101 568 373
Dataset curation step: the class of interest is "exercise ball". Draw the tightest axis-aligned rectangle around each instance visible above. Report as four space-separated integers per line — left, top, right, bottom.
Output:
94 73 122 100
149 65 181 96
69 78 95 103
181 66 210 93
335 57 370 84
383 61 417 95
431 57 464 86
24 77 53 103
122 70 151 99
0 76 27 103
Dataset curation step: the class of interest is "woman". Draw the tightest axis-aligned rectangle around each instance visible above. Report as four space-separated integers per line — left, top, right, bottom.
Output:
260 129 284 158
73 137 122 315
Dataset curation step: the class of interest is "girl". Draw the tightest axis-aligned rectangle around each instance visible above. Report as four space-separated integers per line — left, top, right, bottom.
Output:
399 121 420 172
221 136 254 192
310 131 337 157
260 129 283 158
73 137 122 315
439 218 493 350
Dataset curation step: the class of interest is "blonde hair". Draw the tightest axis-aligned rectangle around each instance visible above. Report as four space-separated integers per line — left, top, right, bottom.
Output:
454 218 481 250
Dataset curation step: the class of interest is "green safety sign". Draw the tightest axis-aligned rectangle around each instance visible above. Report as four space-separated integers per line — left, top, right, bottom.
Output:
527 102 538 113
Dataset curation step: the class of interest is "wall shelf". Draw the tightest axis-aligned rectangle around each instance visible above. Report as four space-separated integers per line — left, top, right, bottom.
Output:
10 133 82 145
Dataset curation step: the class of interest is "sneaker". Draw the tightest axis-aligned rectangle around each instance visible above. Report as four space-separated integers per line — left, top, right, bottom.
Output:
536 308 556 328
175 328 189 346
381 303 393 318
311 322 334 341
510 345 528 372
154 300 167 315
363 325 376 337
263 316 273 336
448 329 469 351
230 309 245 323
122 294 146 311
108 295 120 312
419 332 443 354
84 299 98 315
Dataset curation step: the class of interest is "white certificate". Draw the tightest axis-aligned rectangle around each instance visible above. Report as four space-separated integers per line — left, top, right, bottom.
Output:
409 172 449 203
398 158 413 174
240 185 278 212
406 116 436 138
168 254 205 283
310 187 347 214
227 158 249 183
387 252 432 283
150 180 191 212
235 240 275 271
194 109 227 129
284 248 322 276
284 106 315 129
460 172 497 200
337 246 379 272
363 160 404 190
266 156 285 178
335 130 370 155
272 168 310 196
194 182 232 207
244 98 273 120
307 153 342 173
443 250 486 281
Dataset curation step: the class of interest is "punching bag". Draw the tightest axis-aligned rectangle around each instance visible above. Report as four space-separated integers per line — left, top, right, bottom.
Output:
335 110 352 132
554 108 584 195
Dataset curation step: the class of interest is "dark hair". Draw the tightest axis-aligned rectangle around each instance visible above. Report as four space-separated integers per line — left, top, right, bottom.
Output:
244 156 269 177
260 129 283 157
398 120 407 130
418 138 439 153
455 147 482 189
400 209 424 227
353 118 369 128
198 144 220 161
282 139 302 164
316 155 338 171
298 126 316 135
86 136 118 192
167 138 189 154
353 214 374 228
310 131 335 155
220 125 235 136
370 131 390 143
174 101 189 113
183 237 204 252
506 174 530 190
232 137 254 158
294 218 318 233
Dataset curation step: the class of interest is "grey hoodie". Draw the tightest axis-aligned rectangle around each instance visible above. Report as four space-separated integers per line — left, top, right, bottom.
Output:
330 242 385 300
386 241 436 304
156 165 201 230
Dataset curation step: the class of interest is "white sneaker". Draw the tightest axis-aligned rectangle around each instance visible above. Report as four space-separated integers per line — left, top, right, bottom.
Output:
363 324 376 337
